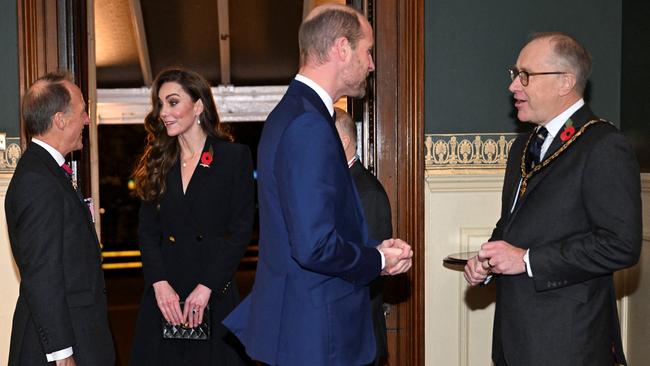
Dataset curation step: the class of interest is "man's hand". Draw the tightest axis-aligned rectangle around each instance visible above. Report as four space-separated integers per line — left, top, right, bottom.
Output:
377 239 413 275
183 284 212 328
153 280 182 325
55 356 76 366
478 240 526 275
463 255 491 286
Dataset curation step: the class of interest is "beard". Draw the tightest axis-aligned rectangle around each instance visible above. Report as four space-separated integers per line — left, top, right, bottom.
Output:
342 70 368 98
350 79 367 98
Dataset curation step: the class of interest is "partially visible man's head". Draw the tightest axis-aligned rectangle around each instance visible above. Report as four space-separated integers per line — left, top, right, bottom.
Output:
23 71 89 153
509 32 590 125
334 107 357 160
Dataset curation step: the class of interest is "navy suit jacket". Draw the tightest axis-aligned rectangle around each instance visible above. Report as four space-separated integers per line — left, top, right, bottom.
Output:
224 80 381 365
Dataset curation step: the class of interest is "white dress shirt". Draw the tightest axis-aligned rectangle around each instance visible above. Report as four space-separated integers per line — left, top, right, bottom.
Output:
294 74 334 117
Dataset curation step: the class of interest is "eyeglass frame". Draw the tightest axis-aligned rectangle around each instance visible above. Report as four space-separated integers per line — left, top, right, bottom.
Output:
508 67 569 87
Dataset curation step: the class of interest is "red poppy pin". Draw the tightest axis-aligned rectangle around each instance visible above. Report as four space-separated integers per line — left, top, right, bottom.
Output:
200 146 214 168
560 119 576 141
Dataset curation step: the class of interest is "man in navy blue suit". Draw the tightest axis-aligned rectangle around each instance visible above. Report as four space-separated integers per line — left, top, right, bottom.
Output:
224 4 413 366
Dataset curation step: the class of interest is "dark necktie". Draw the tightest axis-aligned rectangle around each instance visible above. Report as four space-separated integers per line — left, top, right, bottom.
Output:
527 126 548 169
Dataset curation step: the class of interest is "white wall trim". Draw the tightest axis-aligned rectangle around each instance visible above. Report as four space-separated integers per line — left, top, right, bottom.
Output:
96 85 287 124
425 173 504 193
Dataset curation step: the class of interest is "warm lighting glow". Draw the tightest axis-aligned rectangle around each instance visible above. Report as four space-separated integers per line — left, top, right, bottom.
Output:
102 250 141 258
102 262 143 270
95 0 139 67
334 97 348 112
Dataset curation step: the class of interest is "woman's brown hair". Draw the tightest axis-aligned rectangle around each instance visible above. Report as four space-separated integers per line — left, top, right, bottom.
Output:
132 68 232 201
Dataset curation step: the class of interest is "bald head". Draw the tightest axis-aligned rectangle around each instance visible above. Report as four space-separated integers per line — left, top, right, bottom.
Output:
22 71 73 137
334 107 357 160
299 4 366 67
528 32 592 95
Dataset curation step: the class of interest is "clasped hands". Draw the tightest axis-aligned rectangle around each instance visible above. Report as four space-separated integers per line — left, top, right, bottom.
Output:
153 280 211 328
463 240 526 286
377 238 413 276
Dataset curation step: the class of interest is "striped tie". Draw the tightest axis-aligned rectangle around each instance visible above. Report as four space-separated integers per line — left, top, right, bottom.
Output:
527 126 548 169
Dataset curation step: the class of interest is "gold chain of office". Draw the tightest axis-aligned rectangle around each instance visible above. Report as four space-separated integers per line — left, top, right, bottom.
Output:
518 118 609 198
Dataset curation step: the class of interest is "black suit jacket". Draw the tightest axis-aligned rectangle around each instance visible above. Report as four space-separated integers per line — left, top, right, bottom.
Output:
490 106 642 366
350 160 392 361
130 136 254 364
6 142 115 365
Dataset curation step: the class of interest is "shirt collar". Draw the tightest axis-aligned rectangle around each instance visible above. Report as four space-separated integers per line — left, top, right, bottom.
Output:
295 74 334 117
32 138 66 166
347 155 358 168
541 98 585 138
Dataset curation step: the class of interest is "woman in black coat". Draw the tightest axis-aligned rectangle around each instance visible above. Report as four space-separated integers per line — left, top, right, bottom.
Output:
130 68 254 365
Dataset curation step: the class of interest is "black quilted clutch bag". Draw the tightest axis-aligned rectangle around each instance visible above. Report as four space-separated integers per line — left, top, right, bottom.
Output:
162 302 210 341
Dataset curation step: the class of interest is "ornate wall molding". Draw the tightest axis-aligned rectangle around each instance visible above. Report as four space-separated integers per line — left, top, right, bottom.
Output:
425 133 519 175
0 137 22 172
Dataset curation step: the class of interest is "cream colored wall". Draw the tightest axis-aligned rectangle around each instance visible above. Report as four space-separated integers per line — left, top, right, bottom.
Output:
424 172 650 366
425 173 503 366
624 174 650 365
0 173 20 364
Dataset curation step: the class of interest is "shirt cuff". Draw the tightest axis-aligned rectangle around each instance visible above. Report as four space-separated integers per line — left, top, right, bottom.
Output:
523 249 533 277
46 347 73 362
377 248 386 270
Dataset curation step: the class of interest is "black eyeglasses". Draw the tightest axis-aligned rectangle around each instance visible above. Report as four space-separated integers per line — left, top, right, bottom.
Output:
508 67 568 87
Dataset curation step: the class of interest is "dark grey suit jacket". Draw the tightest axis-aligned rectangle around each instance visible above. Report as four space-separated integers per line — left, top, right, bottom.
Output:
490 106 642 366
350 159 392 362
6 142 114 365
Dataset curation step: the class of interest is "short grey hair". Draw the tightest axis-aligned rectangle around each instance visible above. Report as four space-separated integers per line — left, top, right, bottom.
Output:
299 5 364 66
530 32 592 95
22 71 73 137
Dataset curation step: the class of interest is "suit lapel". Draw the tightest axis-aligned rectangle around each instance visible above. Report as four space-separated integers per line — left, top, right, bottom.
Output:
289 80 369 244
544 105 596 159
169 137 218 233
30 143 87 210
288 79 333 123
183 137 214 201
508 105 597 219
28 143 101 249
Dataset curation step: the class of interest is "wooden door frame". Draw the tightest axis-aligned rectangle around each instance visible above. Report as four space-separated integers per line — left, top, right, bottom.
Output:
17 0 92 201
372 0 425 364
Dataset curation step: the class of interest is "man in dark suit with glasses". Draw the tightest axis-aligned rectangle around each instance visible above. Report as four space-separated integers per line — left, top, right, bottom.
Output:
464 32 641 366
